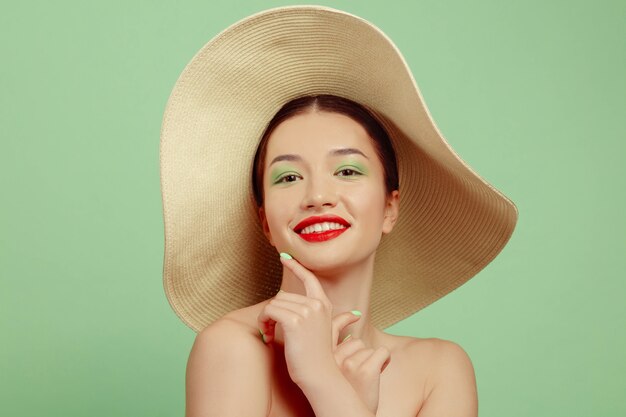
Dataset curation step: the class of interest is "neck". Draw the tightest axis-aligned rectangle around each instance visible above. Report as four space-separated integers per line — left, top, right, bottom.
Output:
274 254 382 349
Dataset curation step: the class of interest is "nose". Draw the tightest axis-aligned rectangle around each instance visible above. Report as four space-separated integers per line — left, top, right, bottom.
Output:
301 174 338 210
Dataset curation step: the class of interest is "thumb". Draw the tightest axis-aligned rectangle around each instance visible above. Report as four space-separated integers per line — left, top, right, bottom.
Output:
331 310 362 348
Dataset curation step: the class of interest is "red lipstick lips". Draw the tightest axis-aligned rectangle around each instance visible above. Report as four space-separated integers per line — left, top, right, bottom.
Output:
294 214 350 243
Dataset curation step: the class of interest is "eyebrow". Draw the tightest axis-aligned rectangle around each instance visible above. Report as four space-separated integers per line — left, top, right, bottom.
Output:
269 148 369 166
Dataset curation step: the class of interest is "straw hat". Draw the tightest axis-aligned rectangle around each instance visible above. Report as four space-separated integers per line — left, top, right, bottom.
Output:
160 5 518 332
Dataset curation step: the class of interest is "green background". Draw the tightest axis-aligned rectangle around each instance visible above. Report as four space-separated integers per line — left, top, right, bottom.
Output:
1 0 624 416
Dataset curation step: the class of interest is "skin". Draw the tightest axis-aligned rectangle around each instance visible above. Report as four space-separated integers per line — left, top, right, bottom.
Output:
185 111 478 417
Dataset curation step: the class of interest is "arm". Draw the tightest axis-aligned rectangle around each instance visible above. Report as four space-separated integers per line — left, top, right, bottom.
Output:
185 319 271 417
298 367 376 417
417 340 478 417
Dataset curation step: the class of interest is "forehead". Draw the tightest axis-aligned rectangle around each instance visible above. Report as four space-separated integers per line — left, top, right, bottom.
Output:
265 111 377 159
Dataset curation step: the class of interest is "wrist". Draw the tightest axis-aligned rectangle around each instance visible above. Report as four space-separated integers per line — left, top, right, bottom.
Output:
294 360 342 392
297 366 375 417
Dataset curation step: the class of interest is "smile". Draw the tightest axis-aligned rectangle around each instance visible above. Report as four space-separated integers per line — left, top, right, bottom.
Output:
293 215 351 243
299 222 346 234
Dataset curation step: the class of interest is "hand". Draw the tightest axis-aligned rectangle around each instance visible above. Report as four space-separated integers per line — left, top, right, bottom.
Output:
257 255 337 386
331 312 391 414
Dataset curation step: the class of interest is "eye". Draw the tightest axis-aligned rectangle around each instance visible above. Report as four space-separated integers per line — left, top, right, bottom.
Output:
335 167 363 177
274 172 303 184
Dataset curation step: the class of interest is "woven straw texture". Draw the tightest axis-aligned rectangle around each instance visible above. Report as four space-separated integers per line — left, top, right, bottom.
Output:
160 6 518 332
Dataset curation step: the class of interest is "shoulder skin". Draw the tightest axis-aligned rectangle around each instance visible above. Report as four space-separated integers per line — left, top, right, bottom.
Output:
412 338 478 417
185 317 273 417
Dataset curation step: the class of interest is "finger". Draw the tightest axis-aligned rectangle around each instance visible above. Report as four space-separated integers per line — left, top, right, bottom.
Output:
334 337 366 364
279 254 328 301
274 289 311 303
257 291 306 344
257 302 301 344
257 306 275 344
274 292 333 322
268 298 309 317
331 311 362 348
364 346 392 373
343 348 376 371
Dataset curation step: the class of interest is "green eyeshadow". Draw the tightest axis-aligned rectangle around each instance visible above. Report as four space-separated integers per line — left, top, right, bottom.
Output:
270 165 299 184
336 160 369 175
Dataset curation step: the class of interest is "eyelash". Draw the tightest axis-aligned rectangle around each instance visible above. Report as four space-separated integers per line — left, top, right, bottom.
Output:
273 172 303 184
335 167 364 177
273 166 364 184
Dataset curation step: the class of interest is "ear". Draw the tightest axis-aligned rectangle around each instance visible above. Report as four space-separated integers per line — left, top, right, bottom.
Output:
382 190 400 234
258 206 275 247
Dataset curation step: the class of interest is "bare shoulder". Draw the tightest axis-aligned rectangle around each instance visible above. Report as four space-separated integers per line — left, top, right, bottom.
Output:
378 333 458 367
185 316 272 417
400 336 478 417
194 313 264 348
192 302 271 363
401 336 473 367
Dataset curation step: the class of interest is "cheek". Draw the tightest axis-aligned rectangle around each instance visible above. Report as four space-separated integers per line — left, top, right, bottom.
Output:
263 191 293 233
344 187 384 221
359 180 386 208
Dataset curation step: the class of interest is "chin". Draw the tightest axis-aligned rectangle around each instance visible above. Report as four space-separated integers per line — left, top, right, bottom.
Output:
295 248 376 277
300 255 347 274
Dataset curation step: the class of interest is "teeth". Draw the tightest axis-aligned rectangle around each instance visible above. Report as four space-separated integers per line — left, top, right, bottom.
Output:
300 222 347 234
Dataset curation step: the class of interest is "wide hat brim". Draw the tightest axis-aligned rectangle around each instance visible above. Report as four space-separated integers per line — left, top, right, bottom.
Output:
160 5 518 332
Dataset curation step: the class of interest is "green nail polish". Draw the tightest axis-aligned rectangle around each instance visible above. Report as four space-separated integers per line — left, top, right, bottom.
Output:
280 252 293 260
351 310 362 316
259 328 267 344
342 334 352 343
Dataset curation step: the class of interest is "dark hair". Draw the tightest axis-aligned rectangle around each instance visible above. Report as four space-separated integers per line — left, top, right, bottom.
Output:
251 94 399 207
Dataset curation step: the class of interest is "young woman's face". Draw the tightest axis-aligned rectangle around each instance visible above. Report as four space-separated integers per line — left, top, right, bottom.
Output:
258 111 399 273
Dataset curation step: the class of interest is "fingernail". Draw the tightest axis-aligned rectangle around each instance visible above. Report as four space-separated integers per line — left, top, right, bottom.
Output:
351 310 362 316
259 328 267 344
342 334 352 343
280 252 293 260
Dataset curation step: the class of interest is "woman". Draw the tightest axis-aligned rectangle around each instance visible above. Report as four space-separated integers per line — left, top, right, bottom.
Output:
159 6 517 417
